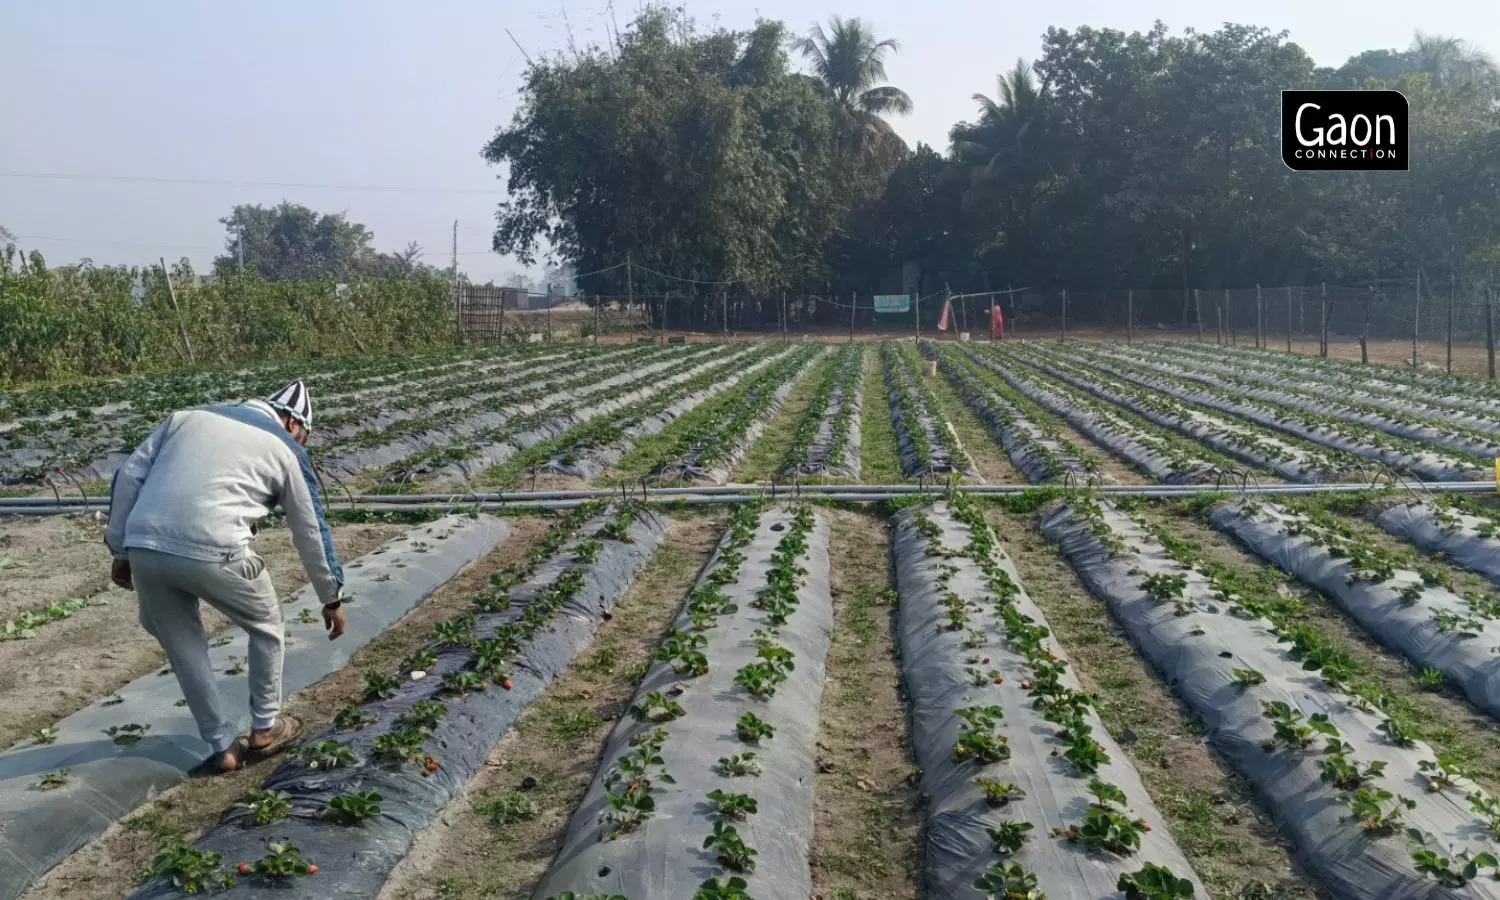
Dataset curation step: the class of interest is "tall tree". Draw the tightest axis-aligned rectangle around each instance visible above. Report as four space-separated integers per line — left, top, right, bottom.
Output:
793 17 912 162
1409 31 1497 90
216 203 378 281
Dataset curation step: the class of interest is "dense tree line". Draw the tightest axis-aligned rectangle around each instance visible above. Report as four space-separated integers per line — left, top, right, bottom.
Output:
485 9 1500 326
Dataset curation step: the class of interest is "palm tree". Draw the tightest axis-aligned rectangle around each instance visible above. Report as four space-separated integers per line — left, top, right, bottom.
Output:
793 17 913 159
1409 31 1497 90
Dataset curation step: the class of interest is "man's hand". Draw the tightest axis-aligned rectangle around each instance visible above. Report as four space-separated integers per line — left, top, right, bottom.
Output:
111 558 133 591
323 604 346 641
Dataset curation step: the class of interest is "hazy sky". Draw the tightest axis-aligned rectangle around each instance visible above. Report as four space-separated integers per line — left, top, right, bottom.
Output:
3 1 1495 284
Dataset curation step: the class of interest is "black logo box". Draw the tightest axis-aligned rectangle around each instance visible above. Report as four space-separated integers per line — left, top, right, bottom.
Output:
1282 90 1409 172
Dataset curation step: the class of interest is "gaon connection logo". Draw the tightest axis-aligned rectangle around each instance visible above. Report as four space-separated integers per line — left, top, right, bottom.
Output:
1281 90 1408 171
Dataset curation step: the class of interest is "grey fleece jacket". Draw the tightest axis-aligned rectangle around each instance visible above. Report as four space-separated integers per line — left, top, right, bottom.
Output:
105 399 344 606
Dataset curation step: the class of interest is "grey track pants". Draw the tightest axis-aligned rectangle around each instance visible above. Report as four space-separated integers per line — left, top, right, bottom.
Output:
129 547 284 754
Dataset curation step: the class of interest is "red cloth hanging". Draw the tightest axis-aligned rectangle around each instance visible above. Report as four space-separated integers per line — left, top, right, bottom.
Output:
937 297 953 332
990 304 1005 340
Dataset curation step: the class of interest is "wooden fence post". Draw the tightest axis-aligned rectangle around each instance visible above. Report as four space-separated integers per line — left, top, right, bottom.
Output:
1127 290 1134 345
1226 288 1235 346
1320 283 1329 358
1447 275 1455 373
1286 286 1293 353
1487 284 1496 380
1255 284 1263 349
1361 286 1371 364
1215 291 1223 345
1194 289 1203 342
1412 271 1422 371
850 292 857 342
721 291 728 338
1060 290 1068 342
593 294 600 345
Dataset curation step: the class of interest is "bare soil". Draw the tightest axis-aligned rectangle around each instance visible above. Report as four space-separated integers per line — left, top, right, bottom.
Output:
988 505 1317 899
0 523 407 752
809 509 922 900
21 516 554 900
378 512 726 900
0 512 113 622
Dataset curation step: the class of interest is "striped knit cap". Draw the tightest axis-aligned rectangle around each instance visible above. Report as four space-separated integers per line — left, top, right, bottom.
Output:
265 380 313 429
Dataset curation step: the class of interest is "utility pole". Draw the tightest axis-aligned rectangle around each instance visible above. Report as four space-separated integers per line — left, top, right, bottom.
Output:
626 251 635 327
1194 289 1203 342
849 292 856 342
722 290 728 338
1215 291 1223 346
593 294 600 346
159 258 195 363
1060 289 1068 342
1126 290 1134 345
662 291 669 342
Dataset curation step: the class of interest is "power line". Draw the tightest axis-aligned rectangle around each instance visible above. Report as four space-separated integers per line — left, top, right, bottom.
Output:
0 171 504 196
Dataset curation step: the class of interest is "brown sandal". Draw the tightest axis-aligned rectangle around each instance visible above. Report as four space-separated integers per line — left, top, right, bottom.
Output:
246 716 301 759
194 737 250 776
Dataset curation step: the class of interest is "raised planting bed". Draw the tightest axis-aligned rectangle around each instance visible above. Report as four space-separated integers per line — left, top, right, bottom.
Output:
1026 344 1488 483
0 515 509 900
1211 499 1500 722
652 344 823 484
883 342 973 480
1011 347 1360 483
132 502 665 899
1043 496 1500 899
544 345 788 482
532 504 833 900
894 499 1203 898
966 346 1224 485
929 344 1100 485
781 342 864 480
1074 342 1500 459
1377 499 1500 587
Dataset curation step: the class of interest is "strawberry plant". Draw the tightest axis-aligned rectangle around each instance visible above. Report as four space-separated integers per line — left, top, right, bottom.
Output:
547 894 629 900
105 723 150 745
30 726 58 745
736 712 774 744
1140 572 1187 601
250 840 316 879
1063 736 1109 775
401 650 438 672
1317 743 1386 790
395 699 448 730
372 725 430 765
572 538 603 564
234 788 292 825
321 789 383 825
475 791 539 827
693 876 752 900
1419 754 1472 792
101 692 124 706
973 860 1044 900
706 789 758 820
297 608 318 625
734 661 788 698
333 704 377 731
974 778 1026 807
1231 668 1264 687
34 769 69 791
654 629 710 677
1087 778 1128 809
1468 792 1500 838
631 691 685 722
224 657 246 676
1409 829 1500 887
1338 787 1415 834
1064 806 1147 855
1118 862 1196 899
1377 718 1416 748
1259 701 1337 751
442 670 488 696
363 671 404 702
702 820 757 872
290 739 358 771
433 615 477 648
716 753 762 776
987 820 1034 854
140 842 235 894
598 784 655 840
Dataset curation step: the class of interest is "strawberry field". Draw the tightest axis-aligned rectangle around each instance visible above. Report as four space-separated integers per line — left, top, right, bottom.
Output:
7 337 1500 899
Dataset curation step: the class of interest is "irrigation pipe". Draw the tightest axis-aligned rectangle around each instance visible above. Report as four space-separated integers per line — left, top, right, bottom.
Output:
2 481 1498 517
